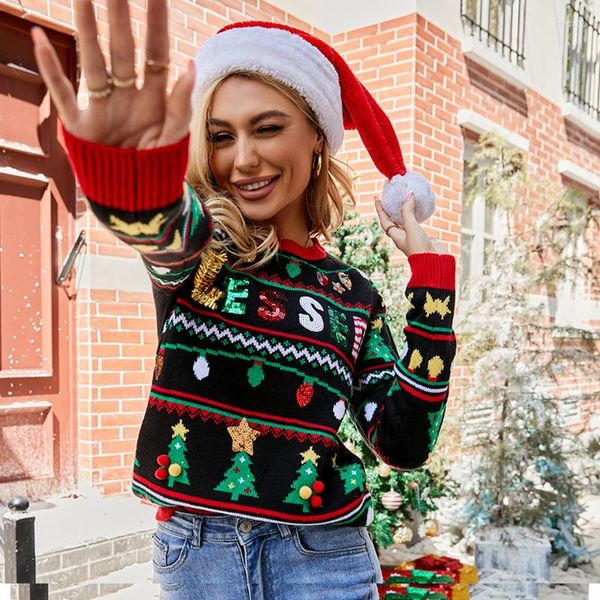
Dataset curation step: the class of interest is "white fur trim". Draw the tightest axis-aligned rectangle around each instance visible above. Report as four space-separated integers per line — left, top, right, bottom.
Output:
192 26 344 154
381 172 436 225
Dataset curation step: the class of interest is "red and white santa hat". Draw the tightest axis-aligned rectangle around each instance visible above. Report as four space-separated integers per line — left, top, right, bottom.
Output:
192 21 435 225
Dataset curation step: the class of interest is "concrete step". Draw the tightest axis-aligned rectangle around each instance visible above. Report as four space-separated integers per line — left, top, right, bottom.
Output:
89 561 159 599
1 491 157 600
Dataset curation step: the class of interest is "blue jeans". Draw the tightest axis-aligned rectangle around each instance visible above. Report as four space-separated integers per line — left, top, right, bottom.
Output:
152 511 383 599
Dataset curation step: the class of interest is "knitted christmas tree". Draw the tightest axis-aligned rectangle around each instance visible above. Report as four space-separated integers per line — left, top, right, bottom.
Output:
168 421 190 488
337 463 366 494
214 451 258 501
284 447 320 513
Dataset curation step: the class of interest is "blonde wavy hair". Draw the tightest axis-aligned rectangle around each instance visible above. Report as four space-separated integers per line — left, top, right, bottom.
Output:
186 71 357 271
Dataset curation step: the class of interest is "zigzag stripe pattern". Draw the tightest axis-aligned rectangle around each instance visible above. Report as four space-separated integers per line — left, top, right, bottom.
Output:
354 368 395 391
164 307 353 386
149 396 339 449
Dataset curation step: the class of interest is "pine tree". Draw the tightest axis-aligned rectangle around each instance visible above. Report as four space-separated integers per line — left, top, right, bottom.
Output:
455 132 599 567
337 463 366 493
167 420 190 488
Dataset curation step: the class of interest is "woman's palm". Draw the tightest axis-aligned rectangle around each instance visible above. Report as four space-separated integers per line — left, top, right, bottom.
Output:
31 0 194 149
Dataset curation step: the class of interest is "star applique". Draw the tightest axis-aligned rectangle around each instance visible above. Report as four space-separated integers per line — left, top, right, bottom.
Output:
171 420 189 441
372 317 383 331
300 446 321 466
227 417 261 456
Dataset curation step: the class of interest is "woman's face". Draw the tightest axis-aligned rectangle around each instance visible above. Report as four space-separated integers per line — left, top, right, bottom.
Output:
207 76 323 233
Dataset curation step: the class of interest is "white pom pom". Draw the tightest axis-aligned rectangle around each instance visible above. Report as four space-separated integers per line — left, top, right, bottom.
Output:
381 172 435 225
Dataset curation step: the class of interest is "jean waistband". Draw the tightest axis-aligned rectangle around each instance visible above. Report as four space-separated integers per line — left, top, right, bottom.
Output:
157 510 293 545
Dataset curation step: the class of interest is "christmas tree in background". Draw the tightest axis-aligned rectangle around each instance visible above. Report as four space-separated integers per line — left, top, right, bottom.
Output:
327 213 458 549
454 132 599 567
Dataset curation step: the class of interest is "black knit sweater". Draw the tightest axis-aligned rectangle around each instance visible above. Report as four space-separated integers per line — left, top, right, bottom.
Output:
63 126 457 527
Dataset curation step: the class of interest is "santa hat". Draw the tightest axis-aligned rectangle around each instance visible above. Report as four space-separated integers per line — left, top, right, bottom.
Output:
192 21 435 225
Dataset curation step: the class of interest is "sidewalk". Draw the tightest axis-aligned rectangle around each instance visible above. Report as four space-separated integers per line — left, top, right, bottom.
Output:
0 488 157 599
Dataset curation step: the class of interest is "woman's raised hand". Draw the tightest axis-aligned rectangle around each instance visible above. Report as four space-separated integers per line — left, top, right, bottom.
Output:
31 0 195 149
375 193 448 257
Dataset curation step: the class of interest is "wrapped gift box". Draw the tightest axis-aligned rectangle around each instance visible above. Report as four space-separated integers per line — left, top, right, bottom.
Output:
413 554 478 585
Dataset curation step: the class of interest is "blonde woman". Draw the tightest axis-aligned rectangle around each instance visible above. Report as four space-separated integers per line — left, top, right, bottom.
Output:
32 2 457 598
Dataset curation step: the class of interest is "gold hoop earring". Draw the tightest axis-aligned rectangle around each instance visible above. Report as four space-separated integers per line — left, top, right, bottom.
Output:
313 153 322 177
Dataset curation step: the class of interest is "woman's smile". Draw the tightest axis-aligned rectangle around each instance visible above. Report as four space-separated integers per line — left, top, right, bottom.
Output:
233 175 280 200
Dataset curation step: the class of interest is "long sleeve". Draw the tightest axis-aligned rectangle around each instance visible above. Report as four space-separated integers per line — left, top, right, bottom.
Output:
61 123 213 293
349 252 457 470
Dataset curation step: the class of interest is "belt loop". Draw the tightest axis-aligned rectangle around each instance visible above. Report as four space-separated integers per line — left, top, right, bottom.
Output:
193 515 204 548
277 523 292 540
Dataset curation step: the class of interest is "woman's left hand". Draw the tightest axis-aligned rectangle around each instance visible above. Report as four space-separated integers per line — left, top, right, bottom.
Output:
375 192 447 257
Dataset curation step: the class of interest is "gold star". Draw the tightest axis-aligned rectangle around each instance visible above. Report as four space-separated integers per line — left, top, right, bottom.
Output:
407 291 416 311
372 317 383 331
171 420 189 441
227 417 261 456
300 446 321 466
332 453 338 469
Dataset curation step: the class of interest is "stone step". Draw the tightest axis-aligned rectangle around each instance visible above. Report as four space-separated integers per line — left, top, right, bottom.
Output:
0 492 157 600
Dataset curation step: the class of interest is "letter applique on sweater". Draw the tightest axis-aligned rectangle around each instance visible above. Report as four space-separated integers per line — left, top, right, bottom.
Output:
191 247 228 310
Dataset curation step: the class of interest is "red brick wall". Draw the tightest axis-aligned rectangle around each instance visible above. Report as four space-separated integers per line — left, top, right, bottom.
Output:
5 0 597 493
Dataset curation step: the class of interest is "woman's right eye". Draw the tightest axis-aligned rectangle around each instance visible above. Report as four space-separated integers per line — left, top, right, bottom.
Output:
207 133 231 143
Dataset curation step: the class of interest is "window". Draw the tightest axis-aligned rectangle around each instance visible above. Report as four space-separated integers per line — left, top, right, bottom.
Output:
563 0 600 121
458 145 505 305
461 0 527 67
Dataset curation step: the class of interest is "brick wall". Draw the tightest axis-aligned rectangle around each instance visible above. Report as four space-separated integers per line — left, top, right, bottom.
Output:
4 0 597 494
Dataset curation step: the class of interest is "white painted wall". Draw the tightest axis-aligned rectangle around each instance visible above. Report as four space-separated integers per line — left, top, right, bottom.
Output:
268 0 600 109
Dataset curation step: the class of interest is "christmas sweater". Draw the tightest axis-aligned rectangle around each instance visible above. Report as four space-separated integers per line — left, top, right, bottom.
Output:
63 125 457 528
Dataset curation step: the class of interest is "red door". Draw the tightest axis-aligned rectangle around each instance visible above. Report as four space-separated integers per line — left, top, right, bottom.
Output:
0 11 78 500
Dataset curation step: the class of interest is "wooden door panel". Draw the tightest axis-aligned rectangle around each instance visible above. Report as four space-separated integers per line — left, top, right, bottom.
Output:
0 182 53 376
0 10 77 500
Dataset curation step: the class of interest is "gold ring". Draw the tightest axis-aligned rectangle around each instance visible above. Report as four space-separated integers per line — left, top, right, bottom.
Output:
88 81 114 100
145 59 170 73
385 223 399 236
111 71 137 88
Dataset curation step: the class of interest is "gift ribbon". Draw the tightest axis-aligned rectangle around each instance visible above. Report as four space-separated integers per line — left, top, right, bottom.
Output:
389 569 455 585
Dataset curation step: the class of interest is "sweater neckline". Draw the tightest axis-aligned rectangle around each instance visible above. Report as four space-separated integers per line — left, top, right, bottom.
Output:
278 238 326 260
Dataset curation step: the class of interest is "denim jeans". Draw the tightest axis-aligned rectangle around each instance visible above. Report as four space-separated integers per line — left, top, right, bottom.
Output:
152 511 383 599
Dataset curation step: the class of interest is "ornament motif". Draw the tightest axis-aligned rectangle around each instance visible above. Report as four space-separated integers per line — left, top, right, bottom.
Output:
247 361 265 388
382 489 402 511
427 356 445 381
316 271 329 286
338 272 352 290
154 350 165 380
286 260 301 278
296 381 314 407
408 349 423 373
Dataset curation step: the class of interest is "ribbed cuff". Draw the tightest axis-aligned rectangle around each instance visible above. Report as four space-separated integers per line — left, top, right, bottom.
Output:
61 122 190 212
407 252 456 290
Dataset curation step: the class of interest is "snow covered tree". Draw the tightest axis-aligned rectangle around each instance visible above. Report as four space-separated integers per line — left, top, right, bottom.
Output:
455 132 599 567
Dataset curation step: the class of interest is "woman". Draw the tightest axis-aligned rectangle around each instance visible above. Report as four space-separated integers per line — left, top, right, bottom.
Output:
32 2 457 599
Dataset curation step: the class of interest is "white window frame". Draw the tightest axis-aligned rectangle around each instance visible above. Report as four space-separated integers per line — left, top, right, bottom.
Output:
457 143 508 321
